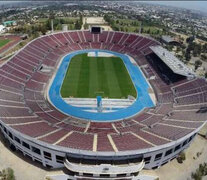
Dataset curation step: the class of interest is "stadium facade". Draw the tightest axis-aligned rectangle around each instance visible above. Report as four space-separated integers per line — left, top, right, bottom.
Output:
0 30 206 179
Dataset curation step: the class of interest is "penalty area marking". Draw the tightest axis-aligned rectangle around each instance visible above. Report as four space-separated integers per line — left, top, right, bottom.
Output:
87 51 116 57
94 91 104 96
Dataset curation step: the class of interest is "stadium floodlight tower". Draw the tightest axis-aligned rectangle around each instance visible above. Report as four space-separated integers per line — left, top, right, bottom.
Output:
49 12 55 33
97 96 103 112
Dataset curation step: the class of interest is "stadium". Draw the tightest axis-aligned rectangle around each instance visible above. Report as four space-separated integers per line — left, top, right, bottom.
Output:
0 28 206 179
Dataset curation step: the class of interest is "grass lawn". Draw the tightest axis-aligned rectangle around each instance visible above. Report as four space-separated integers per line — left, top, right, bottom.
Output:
38 17 78 23
38 17 77 30
61 53 137 98
113 18 162 34
0 39 10 48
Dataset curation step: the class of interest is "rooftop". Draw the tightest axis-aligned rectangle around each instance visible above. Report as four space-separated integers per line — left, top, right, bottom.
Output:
150 45 195 78
162 35 175 43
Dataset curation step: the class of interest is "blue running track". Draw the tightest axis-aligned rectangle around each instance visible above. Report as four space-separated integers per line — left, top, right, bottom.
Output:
48 49 154 121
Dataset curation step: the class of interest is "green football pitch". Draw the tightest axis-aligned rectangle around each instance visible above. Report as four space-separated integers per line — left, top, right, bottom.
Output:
0 39 10 48
60 53 137 98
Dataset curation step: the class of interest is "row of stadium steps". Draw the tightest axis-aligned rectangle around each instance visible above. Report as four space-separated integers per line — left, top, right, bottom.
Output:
0 31 205 141
0 30 205 134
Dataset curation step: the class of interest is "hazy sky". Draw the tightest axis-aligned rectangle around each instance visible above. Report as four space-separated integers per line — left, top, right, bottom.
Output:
0 1 207 14
147 1 207 13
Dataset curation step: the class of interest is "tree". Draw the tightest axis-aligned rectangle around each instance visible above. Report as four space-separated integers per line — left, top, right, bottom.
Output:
166 45 173 51
45 177 53 180
205 72 207 79
147 28 151 34
134 28 139 33
202 43 207 53
195 60 202 70
201 54 207 61
191 162 207 180
79 14 83 27
191 171 202 180
55 24 62 30
120 27 124 32
74 20 81 30
140 27 143 34
186 36 194 44
39 24 47 35
45 19 51 31
84 23 88 30
185 49 191 62
192 43 202 57
177 152 186 163
0 168 15 180
69 24 73 30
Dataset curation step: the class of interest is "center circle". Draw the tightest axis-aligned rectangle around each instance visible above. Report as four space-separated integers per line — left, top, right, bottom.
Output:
48 49 155 121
